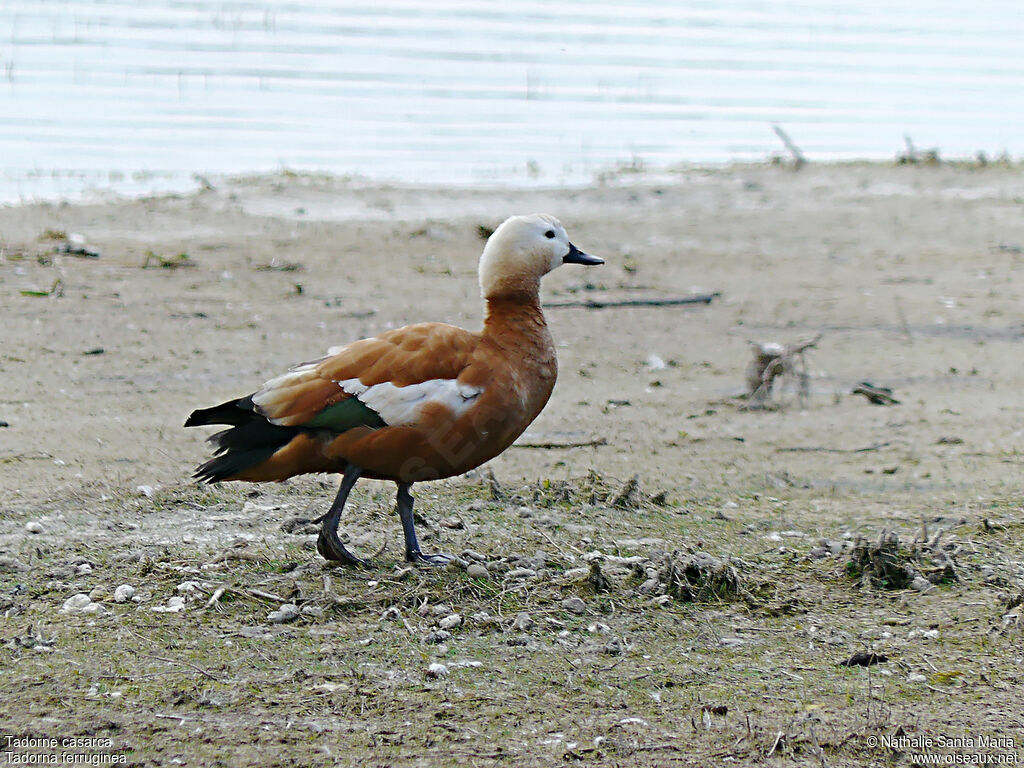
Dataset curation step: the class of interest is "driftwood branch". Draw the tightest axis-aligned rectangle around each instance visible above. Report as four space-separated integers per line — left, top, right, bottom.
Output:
544 293 720 310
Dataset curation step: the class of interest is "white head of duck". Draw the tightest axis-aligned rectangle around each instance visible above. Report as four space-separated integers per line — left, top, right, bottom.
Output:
479 213 604 299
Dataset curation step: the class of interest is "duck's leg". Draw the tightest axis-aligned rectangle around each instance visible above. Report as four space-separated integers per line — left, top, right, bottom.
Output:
396 483 450 565
315 464 368 566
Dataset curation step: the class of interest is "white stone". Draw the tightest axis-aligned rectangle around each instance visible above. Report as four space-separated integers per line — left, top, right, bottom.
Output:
267 603 300 623
113 585 136 603
438 613 462 630
60 594 94 614
425 662 449 679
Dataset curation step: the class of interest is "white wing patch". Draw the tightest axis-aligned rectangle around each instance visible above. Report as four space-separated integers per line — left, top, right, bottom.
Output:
338 377 482 426
256 360 320 395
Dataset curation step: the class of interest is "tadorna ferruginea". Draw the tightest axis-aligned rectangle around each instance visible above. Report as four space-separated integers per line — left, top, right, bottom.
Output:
185 214 603 566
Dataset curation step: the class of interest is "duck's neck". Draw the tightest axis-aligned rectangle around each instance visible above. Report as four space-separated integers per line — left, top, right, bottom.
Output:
482 290 551 352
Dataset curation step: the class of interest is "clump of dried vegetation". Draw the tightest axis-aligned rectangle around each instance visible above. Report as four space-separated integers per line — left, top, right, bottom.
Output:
846 528 960 590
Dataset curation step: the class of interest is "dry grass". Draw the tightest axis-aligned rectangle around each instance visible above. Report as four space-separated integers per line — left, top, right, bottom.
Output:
2 474 1022 767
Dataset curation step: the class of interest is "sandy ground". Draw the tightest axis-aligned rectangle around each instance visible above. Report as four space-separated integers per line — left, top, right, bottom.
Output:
1 162 1023 766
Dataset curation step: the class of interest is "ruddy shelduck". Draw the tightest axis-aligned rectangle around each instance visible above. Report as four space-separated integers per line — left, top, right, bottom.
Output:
186 214 603 566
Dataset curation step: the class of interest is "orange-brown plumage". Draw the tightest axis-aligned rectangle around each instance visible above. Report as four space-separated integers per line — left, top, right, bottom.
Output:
186 213 603 566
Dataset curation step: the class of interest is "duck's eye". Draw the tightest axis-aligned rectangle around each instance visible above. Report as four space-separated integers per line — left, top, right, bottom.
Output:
545 230 555 239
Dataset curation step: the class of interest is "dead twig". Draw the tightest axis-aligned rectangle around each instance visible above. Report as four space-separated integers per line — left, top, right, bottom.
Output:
766 730 787 757
513 437 607 449
544 293 719 309
772 125 806 169
224 586 288 604
204 586 226 610
777 442 890 454
140 653 224 682
851 382 900 406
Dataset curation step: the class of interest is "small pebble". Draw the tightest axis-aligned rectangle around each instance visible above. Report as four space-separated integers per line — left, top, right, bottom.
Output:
907 672 928 683
425 630 451 644
152 596 186 613
113 585 136 603
638 578 661 594
267 603 300 623
506 568 537 580
301 605 324 618
561 597 587 614
75 563 93 575
440 517 464 529
430 604 453 617
466 563 489 579
511 612 535 631
88 587 108 602
462 550 487 562
603 638 622 655
425 662 449 679
25 521 44 534
911 576 935 593
0 556 30 573
438 613 462 630
136 485 155 498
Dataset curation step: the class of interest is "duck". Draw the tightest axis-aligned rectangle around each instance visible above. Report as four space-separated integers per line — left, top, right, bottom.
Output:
185 213 603 566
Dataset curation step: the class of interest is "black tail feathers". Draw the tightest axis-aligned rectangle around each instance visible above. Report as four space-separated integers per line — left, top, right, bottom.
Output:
186 395 298 482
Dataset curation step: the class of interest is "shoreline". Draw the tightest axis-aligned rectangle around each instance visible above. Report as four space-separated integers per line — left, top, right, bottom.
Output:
3 153 1020 209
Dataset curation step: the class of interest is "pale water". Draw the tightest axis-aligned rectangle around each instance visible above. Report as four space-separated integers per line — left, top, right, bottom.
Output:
2 0 1023 201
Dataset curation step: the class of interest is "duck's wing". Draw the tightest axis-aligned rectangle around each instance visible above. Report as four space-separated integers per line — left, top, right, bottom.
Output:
251 322 483 430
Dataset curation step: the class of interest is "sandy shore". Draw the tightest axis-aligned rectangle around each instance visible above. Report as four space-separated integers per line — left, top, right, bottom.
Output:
1 162 1023 765
3 163 1021 516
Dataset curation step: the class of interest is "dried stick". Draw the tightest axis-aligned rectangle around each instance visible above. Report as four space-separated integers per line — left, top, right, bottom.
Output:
772 125 806 168
544 293 719 310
